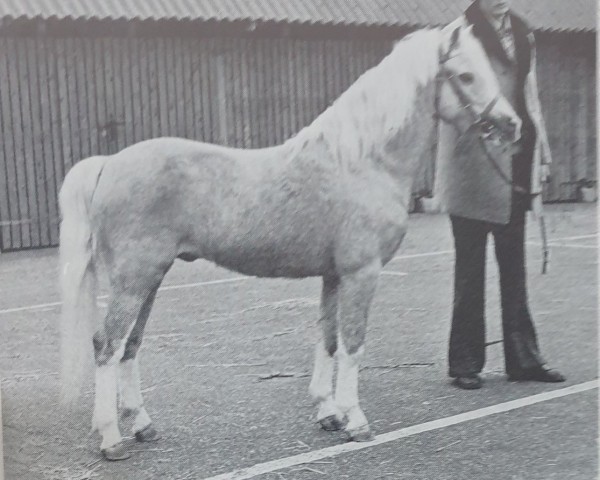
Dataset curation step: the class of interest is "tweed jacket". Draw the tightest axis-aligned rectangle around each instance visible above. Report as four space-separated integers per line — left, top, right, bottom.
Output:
434 4 552 224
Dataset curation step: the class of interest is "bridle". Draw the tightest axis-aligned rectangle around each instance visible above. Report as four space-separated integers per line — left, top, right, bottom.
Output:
434 34 536 197
434 37 501 132
433 30 549 274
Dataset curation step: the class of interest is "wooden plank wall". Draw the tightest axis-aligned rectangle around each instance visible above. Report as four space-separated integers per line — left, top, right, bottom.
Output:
0 32 595 250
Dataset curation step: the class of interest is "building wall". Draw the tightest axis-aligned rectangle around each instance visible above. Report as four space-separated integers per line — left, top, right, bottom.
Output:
0 26 595 250
536 32 597 202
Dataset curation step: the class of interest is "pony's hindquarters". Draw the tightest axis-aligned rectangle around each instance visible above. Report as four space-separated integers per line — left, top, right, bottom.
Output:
58 156 106 405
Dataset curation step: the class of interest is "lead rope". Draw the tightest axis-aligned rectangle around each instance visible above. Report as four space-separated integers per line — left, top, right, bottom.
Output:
539 214 549 274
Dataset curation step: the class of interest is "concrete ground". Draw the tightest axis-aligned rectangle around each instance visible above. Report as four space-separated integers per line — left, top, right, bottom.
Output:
0 203 597 480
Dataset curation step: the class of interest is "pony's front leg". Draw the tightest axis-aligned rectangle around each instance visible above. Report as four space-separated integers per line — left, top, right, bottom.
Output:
309 275 345 431
335 259 380 442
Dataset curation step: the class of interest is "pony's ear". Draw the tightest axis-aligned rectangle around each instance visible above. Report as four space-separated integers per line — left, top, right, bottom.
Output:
449 26 461 51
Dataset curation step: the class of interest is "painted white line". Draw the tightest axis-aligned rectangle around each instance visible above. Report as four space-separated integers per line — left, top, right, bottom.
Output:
0 277 248 316
0 301 62 315
381 270 408 277
1 231 596 316
547 243 597 249
390 250 454 262
202 380 598 480
156 277 248 292
548 233 597 241
388 233 598 263
528 242 597 250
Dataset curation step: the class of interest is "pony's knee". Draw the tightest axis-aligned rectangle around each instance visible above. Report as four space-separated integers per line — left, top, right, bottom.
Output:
318 317 338 356
340 324 367 356
324 335 337 356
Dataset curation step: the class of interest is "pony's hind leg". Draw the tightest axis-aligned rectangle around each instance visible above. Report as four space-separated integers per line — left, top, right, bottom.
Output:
119 286 160 443
93 269 166 460
335 259 380 442
309 275 345 431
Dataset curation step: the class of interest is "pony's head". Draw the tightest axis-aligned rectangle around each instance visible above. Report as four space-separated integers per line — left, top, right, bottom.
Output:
436 24 521 143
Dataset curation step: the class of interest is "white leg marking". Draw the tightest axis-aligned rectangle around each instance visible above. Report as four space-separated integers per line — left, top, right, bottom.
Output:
335 342 368 432
92 329 133 450
119 357 152 433
309 342 341 421
93 363 122 450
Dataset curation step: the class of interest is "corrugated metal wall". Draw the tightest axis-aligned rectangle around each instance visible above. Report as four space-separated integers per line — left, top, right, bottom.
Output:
537 34 597 202
0 32 595 250
0 34 392 250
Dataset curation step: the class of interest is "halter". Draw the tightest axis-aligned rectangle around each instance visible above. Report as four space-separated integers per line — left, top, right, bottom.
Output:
434 31 549 274
434 37 500 133
434 35 537 197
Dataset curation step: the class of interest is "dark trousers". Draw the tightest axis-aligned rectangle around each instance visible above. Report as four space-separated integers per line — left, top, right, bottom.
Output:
448 196 546 377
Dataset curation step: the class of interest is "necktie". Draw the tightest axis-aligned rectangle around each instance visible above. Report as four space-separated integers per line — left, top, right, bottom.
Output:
498 16 516 61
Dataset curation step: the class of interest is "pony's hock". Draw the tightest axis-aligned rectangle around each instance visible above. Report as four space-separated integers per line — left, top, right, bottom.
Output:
58 22 519 459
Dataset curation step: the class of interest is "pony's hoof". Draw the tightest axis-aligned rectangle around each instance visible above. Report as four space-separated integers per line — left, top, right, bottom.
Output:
346 425 374 442
101 442 131 461
135 425 160 443
319 415 346 431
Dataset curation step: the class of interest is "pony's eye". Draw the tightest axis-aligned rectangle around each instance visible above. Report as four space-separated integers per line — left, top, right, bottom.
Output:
458 72 474 84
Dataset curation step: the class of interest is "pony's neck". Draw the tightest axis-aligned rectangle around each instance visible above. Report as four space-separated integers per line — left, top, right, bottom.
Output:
285 29 442 180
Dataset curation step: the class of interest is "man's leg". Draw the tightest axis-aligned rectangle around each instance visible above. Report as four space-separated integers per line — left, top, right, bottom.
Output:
449 215 489 384
492 202 564 382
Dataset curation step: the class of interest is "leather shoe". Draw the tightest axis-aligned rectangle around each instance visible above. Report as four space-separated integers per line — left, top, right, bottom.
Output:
452 375 482 390
508 366 565 383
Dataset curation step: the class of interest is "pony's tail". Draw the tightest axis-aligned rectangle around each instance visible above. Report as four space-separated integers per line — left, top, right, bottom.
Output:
58 156 106 406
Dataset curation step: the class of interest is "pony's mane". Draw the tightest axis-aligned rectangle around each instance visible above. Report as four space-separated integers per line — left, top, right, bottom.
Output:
285 28 442 164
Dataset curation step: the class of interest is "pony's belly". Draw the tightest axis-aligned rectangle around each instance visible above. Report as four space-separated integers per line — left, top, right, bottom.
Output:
212 247 331 278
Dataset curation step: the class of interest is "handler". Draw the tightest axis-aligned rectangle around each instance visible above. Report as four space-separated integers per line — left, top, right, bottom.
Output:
434 0 565 389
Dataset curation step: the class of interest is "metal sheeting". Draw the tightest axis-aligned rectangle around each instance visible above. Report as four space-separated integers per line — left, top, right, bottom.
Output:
0 0 594 33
